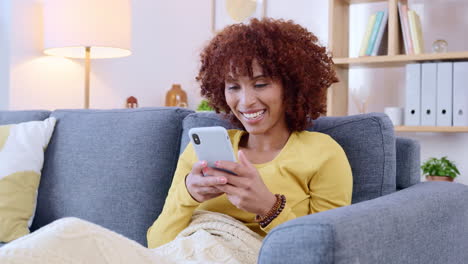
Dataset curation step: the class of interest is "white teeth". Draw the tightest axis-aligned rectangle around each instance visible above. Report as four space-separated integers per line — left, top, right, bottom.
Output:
242 110 265 119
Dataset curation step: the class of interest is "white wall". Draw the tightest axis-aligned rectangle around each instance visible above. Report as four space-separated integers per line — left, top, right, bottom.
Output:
3 0 330 110
90 0 330 110
1 0 467 184
9 0 113 110
90 0 213 109
0 0 10 110
267 0 328 45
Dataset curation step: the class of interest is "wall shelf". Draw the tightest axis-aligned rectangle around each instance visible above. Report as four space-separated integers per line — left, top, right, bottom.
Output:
347 0 388 3
334 51 468 68
394 126 468 133
326 0 468 122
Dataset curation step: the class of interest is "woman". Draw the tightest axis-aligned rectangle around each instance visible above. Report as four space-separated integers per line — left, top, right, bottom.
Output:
0 18 352 264
147 18 353 248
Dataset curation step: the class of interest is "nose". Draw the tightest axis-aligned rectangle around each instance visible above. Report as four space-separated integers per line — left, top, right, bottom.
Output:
239 86 256 107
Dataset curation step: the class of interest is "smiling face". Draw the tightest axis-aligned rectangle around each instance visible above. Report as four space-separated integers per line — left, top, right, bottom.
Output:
224 61 288 135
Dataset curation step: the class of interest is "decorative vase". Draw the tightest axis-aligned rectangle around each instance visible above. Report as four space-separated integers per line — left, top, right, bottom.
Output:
432 39 448 53
165 84 188 107
425 175 454 182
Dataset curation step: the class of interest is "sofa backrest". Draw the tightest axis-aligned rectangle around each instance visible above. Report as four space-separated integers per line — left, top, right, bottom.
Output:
181 112 396 204
0 110 51 125
31 108 193 246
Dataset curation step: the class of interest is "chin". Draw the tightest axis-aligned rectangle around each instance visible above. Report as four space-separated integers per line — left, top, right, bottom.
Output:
242 124 268 135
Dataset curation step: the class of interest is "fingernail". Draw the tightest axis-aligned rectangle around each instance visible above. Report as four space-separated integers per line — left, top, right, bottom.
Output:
202 167 208 174
202 161 207 167
218 177 226 184
214 161 220 167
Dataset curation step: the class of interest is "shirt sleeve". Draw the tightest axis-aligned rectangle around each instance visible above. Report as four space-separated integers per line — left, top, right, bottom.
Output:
146 143 201 248
309 142 353 214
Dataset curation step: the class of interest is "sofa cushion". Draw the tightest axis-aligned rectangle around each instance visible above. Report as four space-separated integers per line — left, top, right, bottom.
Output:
309 113 396 202
181 112 396 204
0 110 51 125
31 108 193 246
0 110 51 247
0 118 56 242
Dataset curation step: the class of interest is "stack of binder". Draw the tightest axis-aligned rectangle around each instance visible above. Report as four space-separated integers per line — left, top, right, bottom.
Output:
405 62 468 126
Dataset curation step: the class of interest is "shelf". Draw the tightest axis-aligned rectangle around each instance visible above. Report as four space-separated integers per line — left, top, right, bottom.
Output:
394 126 468 133
333 51 468 68
347 0 387 3
327 0 468 116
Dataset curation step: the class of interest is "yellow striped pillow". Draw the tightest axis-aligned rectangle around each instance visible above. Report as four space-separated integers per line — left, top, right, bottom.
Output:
0 117 56 242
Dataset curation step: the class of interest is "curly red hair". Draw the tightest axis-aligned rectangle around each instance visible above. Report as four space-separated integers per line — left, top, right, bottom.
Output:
196 18 338 131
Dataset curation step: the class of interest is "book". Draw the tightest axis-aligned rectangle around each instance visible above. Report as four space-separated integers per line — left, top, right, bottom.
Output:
398 1 414 54
408 10 424 54
366 11 384 56
414 11 424 54
359 14 377 57
371 9 388 56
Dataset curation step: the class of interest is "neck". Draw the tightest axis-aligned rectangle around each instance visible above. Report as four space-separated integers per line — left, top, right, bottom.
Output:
243 123 291 152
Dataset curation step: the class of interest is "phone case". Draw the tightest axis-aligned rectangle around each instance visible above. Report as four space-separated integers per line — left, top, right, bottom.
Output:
188 126 236 168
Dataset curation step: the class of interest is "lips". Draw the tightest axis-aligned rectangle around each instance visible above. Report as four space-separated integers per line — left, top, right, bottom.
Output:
239 109 266 121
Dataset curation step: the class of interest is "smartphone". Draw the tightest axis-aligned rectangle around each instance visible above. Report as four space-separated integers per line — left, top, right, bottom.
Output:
188 126 236 175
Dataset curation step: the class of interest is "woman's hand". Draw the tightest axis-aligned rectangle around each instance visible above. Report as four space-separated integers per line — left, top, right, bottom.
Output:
185 160 228 203
204 150 277 216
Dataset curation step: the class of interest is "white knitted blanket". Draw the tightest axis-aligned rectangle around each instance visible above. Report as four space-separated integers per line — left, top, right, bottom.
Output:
0 210 263 264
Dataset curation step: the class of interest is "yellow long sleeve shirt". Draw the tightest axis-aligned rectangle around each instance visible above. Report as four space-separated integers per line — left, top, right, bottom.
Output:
147 129 353 248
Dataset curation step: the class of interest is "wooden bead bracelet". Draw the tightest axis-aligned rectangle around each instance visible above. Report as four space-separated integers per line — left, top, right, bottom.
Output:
255 194 286 228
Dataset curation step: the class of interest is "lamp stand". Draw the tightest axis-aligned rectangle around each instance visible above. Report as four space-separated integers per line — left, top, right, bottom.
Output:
84 46 91 109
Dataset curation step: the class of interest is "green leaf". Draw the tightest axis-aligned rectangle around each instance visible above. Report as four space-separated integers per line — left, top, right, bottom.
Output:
421 156 459 178
196 100 214 111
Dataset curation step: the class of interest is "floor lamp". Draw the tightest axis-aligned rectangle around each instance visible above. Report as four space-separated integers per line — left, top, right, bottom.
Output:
42 0 132 109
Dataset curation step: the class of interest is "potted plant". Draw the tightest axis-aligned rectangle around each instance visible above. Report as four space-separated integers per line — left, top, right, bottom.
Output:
196 100 214 112
421 156 460 182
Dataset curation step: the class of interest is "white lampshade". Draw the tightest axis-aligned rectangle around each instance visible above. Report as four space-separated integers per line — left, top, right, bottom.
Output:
43 0 132 58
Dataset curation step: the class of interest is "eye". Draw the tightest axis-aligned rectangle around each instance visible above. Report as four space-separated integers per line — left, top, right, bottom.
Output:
255 83 268 88
226 85 240 90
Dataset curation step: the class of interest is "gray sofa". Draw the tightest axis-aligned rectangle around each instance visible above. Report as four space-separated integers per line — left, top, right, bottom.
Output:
1 108 467 263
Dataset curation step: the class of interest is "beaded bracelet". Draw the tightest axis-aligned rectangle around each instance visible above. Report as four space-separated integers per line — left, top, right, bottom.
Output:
255 194 286 228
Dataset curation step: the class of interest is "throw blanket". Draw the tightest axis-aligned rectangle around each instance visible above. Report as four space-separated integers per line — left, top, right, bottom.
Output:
0 210 263 264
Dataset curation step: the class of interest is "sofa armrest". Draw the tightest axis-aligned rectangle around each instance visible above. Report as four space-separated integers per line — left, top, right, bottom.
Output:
396 137 421 189
258 182 468 264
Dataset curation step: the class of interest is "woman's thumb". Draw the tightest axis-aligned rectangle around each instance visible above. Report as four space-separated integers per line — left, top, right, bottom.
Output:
238 150 252 167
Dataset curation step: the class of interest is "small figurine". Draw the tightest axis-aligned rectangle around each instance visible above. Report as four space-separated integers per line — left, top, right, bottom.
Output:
165 84 188 108
126 96 138 108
